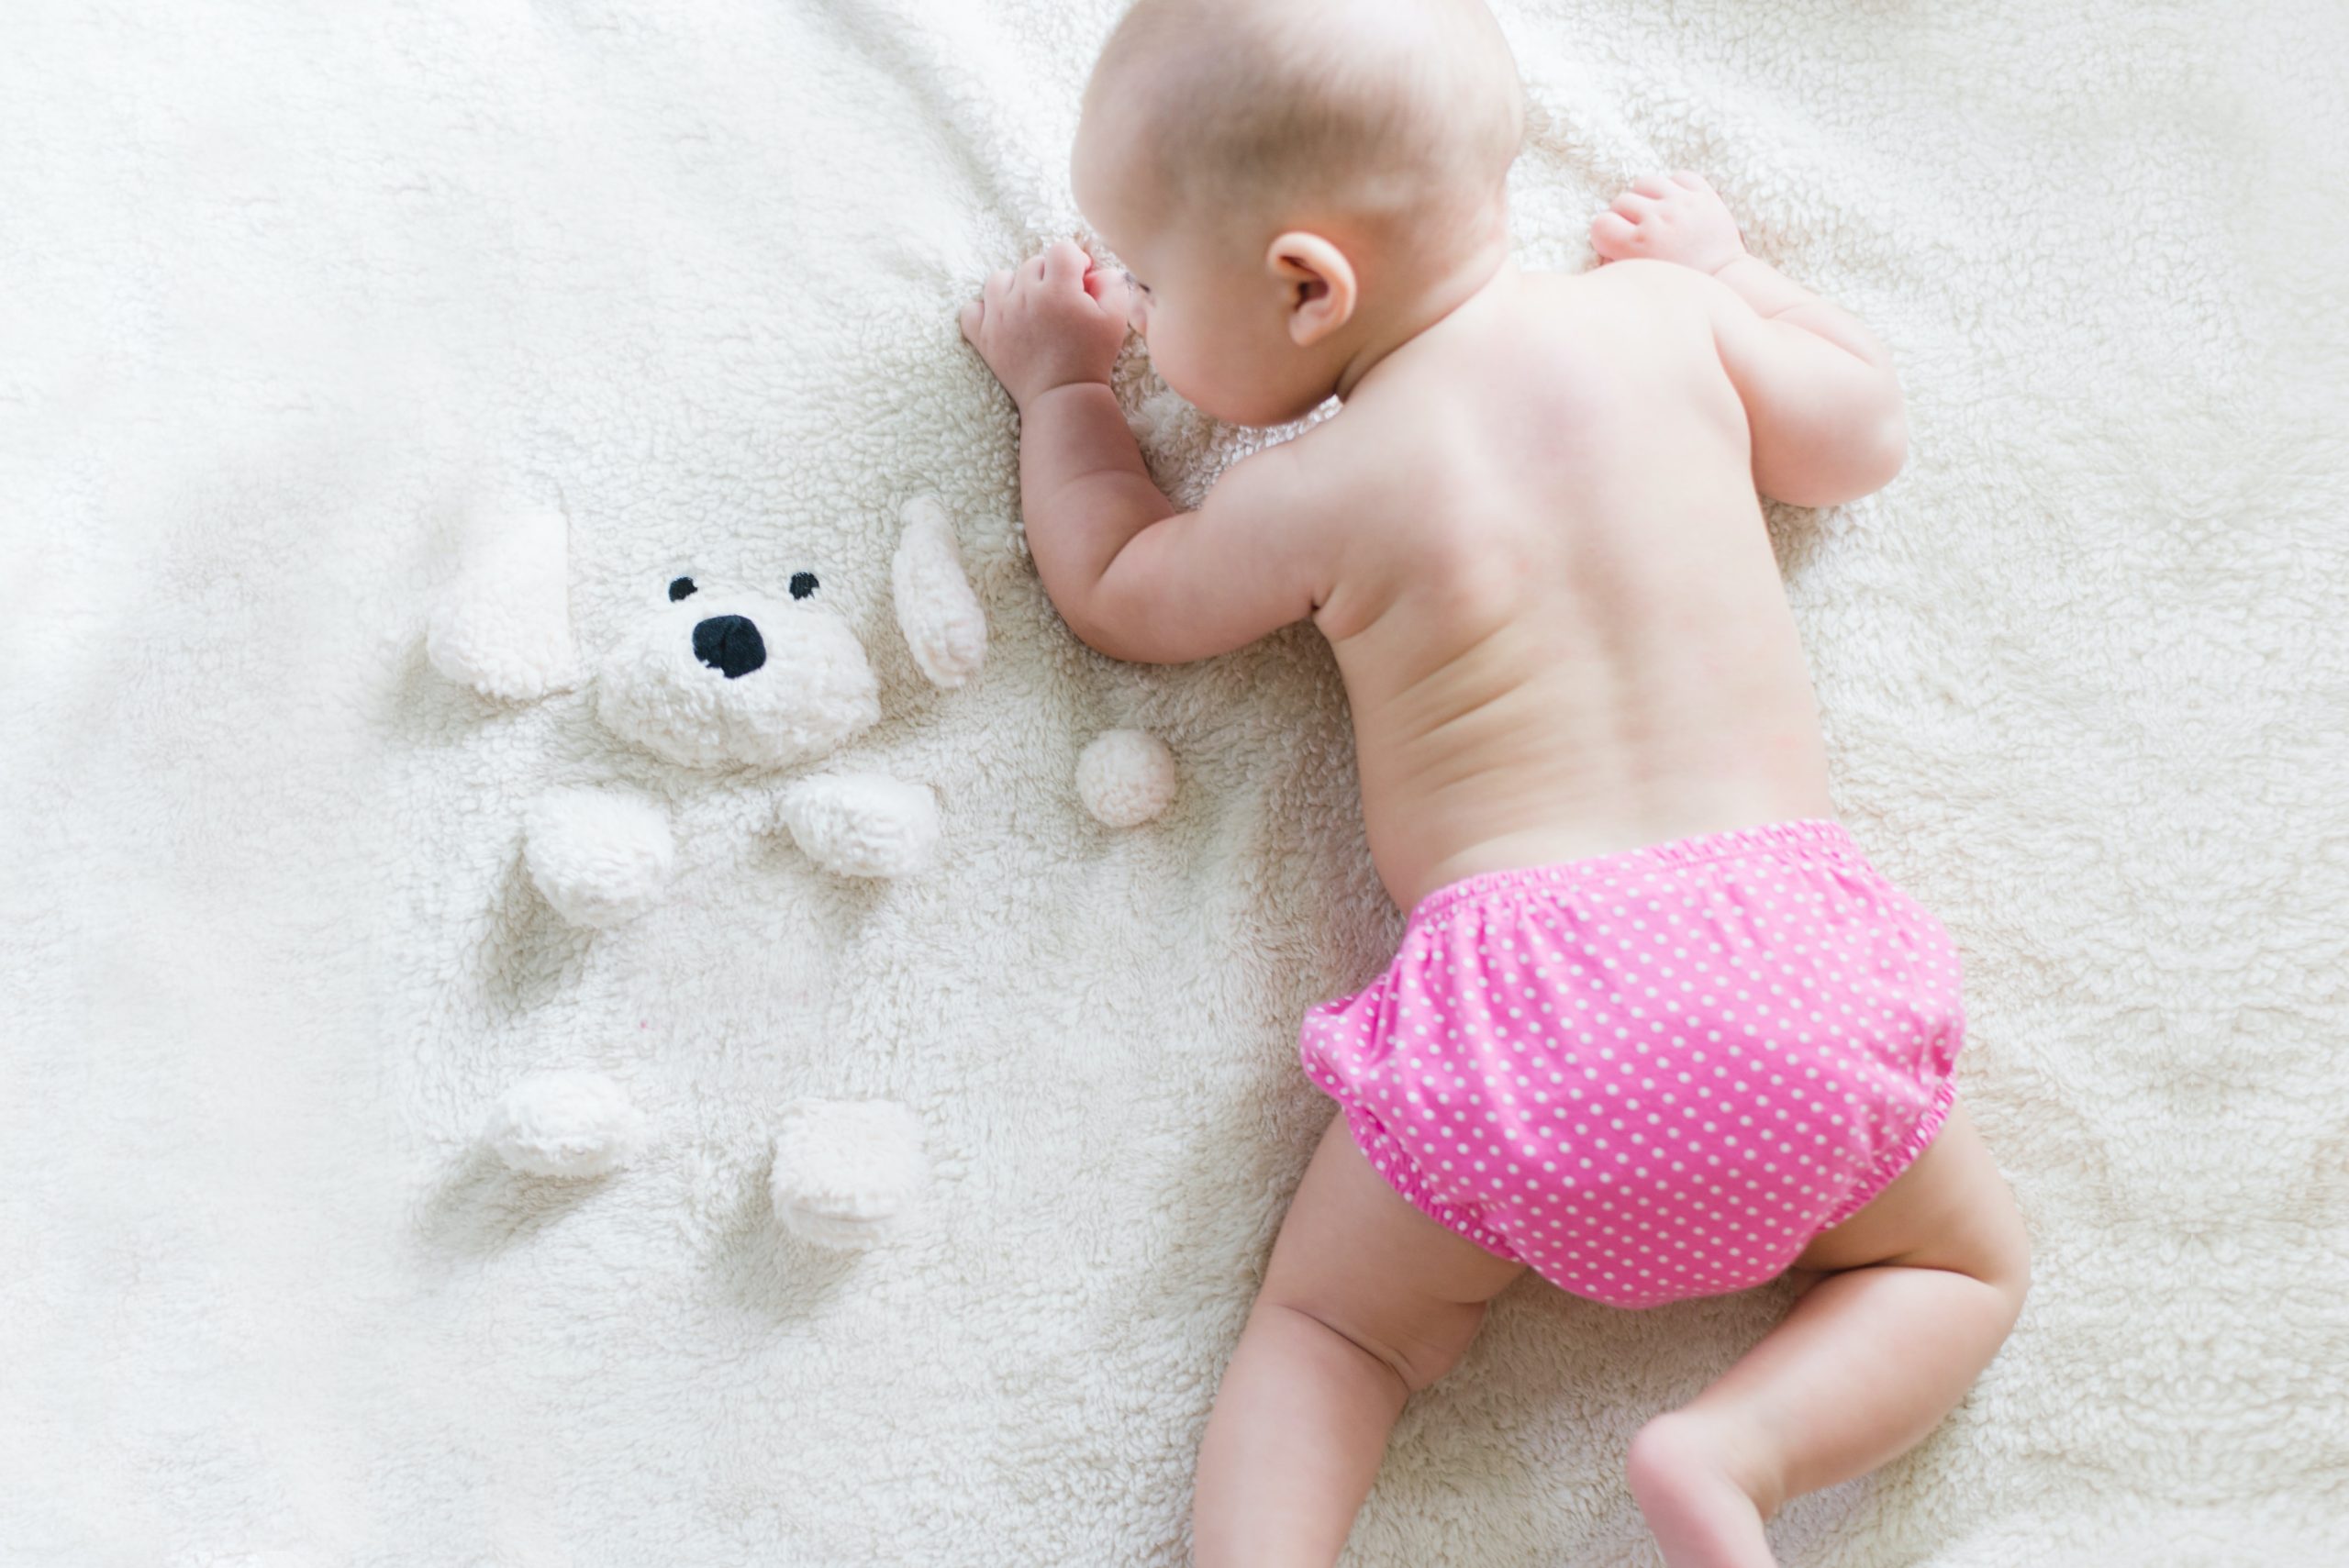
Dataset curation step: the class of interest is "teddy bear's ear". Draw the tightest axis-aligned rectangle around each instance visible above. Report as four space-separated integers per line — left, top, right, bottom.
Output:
424 501 580 701
891 495 987 689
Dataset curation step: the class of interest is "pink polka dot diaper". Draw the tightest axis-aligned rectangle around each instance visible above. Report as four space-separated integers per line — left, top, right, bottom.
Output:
1299 818 1965 1309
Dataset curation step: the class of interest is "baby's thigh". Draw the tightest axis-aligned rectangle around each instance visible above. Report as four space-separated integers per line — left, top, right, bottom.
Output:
1255 1110 1528 1391
1791 1099 2031 1289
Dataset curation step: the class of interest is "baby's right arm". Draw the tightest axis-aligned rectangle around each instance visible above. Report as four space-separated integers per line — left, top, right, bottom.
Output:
1594 172 1908 508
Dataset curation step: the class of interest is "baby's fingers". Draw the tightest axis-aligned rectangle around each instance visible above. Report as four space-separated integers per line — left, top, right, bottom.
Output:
1631 173 1675 199
957 295 984 342
1041 239 1091 287
1590 210 1640 260
1086 265 1134 330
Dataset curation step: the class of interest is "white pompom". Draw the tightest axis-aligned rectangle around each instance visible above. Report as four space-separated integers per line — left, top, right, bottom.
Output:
484 1071 649 1178
893 495 988 689
1077 729 1177 827
522 788 675 927
424 505 580 701
777 772 940 877
769 1097 928 1249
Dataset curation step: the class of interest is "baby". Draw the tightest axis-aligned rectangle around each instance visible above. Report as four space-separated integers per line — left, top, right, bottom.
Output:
957 1 2031 1563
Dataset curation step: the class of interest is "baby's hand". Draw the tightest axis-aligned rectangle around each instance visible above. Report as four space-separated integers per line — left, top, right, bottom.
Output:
1590 172 1748 275
958 239 1135 406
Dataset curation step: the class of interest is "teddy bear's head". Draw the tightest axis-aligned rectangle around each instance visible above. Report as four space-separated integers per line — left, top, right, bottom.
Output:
596 571 881 770
425 495 988 752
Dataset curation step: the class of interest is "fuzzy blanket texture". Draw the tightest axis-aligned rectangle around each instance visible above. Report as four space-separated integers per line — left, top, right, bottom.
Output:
5 1 2343 1563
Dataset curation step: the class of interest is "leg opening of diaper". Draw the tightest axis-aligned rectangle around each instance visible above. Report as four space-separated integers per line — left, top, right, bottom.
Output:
1823 1080 1962 1230
1341 1109 1520 1262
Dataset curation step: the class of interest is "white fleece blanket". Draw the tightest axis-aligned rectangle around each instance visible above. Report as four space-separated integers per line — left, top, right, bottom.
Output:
5 1 2343 1563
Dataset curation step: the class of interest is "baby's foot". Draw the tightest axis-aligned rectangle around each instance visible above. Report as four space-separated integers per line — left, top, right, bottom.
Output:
1624 1412 1779 1568
1589 171 1747 275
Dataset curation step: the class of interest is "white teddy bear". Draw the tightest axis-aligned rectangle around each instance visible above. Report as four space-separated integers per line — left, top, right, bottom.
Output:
424 493 985 1248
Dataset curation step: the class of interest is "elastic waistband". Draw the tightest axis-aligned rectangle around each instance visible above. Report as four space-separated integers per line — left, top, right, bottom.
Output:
1402 817 1861 930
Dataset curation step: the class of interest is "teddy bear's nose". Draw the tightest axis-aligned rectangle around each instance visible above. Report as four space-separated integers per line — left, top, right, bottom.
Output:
691 614 766 680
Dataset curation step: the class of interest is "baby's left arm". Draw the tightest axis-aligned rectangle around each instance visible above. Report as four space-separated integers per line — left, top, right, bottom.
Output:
960 240 1330 664
1594 174 1906 506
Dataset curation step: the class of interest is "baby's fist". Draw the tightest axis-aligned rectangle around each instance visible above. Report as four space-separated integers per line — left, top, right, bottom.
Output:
1590 172 1747 275
958 239 1133 406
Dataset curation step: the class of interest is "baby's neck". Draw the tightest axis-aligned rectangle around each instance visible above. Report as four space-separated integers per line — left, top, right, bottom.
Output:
1333 237 1517 404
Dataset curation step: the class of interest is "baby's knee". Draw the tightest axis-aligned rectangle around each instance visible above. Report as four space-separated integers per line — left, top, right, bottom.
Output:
1986 1216 2032 1324
1966 1175 2032 1318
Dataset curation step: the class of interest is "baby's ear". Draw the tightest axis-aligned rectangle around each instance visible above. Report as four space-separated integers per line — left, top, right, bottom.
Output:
1265 231 1358 346
424 496 581 701
892 495 987 689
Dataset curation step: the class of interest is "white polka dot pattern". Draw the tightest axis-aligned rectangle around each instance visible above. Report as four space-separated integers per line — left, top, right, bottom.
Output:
1299 819 1965 1310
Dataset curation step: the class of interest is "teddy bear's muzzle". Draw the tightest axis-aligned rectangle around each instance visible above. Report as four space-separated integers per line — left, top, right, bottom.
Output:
692 614 767 679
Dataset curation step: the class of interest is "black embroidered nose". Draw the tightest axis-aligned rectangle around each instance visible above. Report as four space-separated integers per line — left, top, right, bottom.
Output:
692 614 765 679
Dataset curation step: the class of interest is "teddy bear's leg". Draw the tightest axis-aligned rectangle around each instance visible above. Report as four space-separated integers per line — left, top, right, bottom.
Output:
522 787 676 927
425 501 579 701
769 1098 928 1249
775 773 941 877
484 1071 649 1177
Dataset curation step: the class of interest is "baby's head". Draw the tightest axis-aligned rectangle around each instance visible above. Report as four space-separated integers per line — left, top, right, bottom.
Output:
1074 0 1524 427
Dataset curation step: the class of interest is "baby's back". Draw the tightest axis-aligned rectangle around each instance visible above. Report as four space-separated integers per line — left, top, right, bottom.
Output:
1305 261 1837 911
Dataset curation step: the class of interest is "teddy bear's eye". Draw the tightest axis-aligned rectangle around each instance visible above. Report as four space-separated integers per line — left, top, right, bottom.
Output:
789 572 818 600
669 575 697 602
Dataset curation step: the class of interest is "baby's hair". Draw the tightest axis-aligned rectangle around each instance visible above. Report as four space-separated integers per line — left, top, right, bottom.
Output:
1086 0 1525 259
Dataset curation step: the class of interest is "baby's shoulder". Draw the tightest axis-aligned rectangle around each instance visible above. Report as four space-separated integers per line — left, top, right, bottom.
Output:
1531 258 1728 329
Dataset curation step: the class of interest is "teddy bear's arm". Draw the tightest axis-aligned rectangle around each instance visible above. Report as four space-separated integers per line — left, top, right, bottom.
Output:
775 773 940 878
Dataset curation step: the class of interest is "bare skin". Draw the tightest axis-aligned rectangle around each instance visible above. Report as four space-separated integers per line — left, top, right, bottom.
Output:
961 161 2029 1567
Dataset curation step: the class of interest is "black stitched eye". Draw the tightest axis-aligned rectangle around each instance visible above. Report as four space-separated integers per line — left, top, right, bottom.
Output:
789 572 818 600
669 575 698 602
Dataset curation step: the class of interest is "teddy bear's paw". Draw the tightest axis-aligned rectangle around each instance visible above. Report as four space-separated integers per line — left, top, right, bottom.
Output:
893 495 988 690
776 773 941 877
424 504 580 701
1077 728 1178 826
484 1070 649 1178
768 1097 927 1249
523 787 676 927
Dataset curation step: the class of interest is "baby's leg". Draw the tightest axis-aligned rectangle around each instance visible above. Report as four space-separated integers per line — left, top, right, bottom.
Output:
1627 1099 2032 1568
1191 1110 1526 1568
